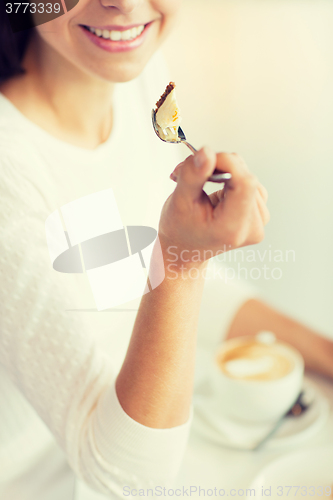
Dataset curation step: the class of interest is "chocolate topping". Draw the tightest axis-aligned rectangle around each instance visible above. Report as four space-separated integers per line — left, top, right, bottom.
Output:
155 82 176 111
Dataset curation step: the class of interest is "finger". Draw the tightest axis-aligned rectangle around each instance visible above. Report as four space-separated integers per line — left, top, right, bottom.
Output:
209 188 225 208
213 156 259 221
243 201 266 246
212 152 262 217
210 154 268 246
257 183 268 203
214 153 250 183
174 146 217 201
256 190 270 225
171 152 249 185
170 161 185 182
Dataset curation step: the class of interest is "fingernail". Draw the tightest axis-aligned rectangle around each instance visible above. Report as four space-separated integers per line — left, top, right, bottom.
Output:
194 148 206 168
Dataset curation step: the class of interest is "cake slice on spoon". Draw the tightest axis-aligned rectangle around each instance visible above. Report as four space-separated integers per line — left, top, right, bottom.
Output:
155 82 182 142
152 82 232 183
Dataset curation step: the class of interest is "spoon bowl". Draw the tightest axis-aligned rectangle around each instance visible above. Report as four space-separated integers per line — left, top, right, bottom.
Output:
152 110 232 184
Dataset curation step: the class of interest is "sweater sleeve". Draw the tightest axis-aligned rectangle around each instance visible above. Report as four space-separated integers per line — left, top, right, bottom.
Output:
0 155 192 497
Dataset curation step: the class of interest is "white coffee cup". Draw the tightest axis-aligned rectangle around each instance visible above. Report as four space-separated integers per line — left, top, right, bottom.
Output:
211 333 304 424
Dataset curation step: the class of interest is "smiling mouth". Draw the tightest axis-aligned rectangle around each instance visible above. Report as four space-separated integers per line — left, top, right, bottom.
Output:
81 23 149 42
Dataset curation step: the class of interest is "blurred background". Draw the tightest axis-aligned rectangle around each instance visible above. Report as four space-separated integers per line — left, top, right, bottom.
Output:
162 0 333 337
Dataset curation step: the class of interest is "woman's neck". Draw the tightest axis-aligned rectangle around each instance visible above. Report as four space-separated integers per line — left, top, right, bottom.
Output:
1 33 115 149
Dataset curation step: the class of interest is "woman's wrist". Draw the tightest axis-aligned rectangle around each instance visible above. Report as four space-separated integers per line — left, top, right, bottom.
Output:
158 234 209 278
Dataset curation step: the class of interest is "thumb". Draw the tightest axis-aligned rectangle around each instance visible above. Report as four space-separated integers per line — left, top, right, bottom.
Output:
174 146 216 201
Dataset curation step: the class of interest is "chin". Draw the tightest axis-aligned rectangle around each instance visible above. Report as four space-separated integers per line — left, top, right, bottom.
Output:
101 65 144 83
86 55 154 83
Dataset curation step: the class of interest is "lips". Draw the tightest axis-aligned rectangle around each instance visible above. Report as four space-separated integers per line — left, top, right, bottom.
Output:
80 21 152 53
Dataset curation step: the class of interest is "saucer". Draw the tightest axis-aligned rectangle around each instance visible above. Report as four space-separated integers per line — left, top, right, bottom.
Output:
192 378 330 450
248 445 333 499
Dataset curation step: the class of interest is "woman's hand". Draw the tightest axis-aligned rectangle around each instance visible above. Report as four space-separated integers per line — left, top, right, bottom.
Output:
158 146 270 269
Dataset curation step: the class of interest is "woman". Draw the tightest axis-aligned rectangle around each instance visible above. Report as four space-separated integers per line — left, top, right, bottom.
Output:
0 0 330 498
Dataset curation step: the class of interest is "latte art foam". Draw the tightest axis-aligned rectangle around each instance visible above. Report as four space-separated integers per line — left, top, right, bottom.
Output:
217 342 295 381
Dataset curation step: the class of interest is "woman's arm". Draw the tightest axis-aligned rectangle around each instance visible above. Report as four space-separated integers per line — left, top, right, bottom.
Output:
226 298 333 379
116 248 207 429
116 147 269 429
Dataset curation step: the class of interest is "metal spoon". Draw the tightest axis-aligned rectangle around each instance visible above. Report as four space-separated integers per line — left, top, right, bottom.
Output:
152 110 232 183
252 390 312 451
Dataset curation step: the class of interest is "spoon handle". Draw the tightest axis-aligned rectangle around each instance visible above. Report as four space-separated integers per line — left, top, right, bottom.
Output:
209 171 232 183
181 141 232 184
181 140 197 154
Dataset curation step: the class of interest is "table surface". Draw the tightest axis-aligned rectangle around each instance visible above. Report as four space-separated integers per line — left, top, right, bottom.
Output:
173 376 333 499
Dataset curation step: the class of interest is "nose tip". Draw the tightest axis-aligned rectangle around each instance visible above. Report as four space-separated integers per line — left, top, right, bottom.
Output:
100 0 142 13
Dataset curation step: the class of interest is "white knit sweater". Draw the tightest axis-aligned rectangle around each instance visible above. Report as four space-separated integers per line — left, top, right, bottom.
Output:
0 52 255 498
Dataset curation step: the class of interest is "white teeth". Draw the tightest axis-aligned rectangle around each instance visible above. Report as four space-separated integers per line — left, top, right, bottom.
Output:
110 30 121 41
121 29 132 41
88 25 145 41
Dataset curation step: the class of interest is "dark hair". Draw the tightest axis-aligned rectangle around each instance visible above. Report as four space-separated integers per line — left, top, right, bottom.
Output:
0 0 33 82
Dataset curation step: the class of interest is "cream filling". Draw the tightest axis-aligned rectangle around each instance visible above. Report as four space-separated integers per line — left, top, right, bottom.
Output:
88 25 145 41
156 89 182 142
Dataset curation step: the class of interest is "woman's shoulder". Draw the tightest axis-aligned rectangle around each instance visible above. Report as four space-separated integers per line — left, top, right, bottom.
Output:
0 93 46 172
0 100 51 214
0 93 36 157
